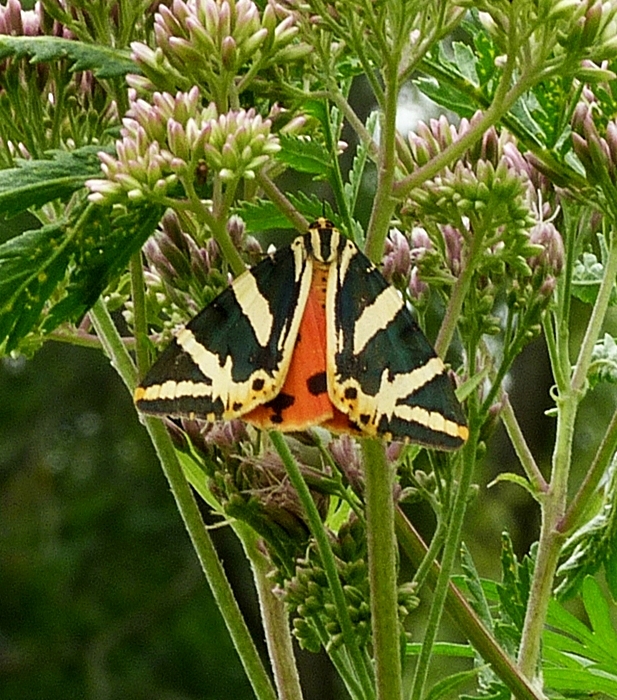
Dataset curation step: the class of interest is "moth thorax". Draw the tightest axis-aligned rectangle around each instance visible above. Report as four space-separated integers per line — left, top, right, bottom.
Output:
309 219 340 263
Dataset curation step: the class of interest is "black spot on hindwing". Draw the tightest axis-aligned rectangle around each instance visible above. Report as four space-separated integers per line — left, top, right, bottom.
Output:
307 372 327 396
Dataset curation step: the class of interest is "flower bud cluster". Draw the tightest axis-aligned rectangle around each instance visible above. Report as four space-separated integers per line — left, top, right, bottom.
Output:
143 211 216 310
572 101 617 188
179 418 250 460
283 513 416 652
527 220 565 277
131 0 310 97
403 112 566 336
479 1 617 63
328 433 364 493
406 118 534 242
406 116 533 245
87 87 280 203
557 0 617 60
0 0 42 36
133 210 262 336
381 227 435 302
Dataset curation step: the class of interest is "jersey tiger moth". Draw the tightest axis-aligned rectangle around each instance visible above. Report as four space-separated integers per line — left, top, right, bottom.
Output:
134 218 468 449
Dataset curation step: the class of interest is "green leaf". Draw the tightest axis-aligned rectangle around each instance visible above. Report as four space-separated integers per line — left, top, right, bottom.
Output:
497 532 530 633
589 334 617 388
0 35 137 79
277 135 331 176
0 147 108 217
544 583 617 698
546 596 596 644
0 202 163 354
583 576 617 648
487 472 541 502
450 574 500 603
557 458 617 599
415 16 496 119
177 450 224 514
45 203 164 330
572 236 617 306
235 193 337 235
543 667 617 697
452 41 479 86
543 629 596 664
460 542 494 630
234 199 293 232
0 221 71 353
414 74 478 119
425 667 482 700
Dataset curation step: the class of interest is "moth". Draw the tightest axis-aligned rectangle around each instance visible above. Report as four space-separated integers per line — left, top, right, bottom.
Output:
134 218 468 449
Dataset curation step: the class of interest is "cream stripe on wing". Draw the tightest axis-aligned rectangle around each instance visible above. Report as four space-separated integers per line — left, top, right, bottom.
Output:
393 404 465 438
330 356 446 425
231 271 273 347
353 287 405 356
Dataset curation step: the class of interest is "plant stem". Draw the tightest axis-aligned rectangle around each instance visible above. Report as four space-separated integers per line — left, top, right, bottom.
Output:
90 300 278 700
409 429 478 700
90 298 138 388
571 233 617 393
327 90 379 161
434 230 483 358
362 439 403 700
364 57 399 263
395 508 545 700
517 232 617 680
517 393 576 681
256 170 310 232
238 525 304 700
500 395 548 494
560 406 617 534
269 430 375 700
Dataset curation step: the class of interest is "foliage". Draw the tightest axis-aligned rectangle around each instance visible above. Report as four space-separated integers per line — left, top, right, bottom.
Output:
4 0 617 699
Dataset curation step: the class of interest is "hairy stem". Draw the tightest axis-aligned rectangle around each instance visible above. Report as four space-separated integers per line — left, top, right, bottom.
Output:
90 299 277 700
517 393 576 680
561 406 617 533
269 431 375 700
363 439 402 700
501 395 548 494
409 429 478 700
239 526 304 700
364 58 400 263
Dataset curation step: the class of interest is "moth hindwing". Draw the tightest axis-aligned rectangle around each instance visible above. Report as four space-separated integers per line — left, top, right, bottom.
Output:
135 218 468 449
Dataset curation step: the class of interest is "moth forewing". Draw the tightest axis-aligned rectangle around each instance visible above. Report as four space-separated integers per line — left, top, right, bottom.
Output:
135 236 314 421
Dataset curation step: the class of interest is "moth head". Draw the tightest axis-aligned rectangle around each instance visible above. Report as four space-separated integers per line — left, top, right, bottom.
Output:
308 218 341 263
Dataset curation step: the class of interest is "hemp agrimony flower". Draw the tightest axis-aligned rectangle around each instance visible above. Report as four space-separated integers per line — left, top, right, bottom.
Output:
87 87 281 203
571 100 617 190
131 0 310 99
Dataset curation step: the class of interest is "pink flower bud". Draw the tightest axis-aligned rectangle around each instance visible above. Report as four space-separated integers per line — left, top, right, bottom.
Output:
328 435 362 490
441 224 463 276
385 229 411 279
408 267 428 300
410 227 432 261
528 222 565 275
227 215 246 247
